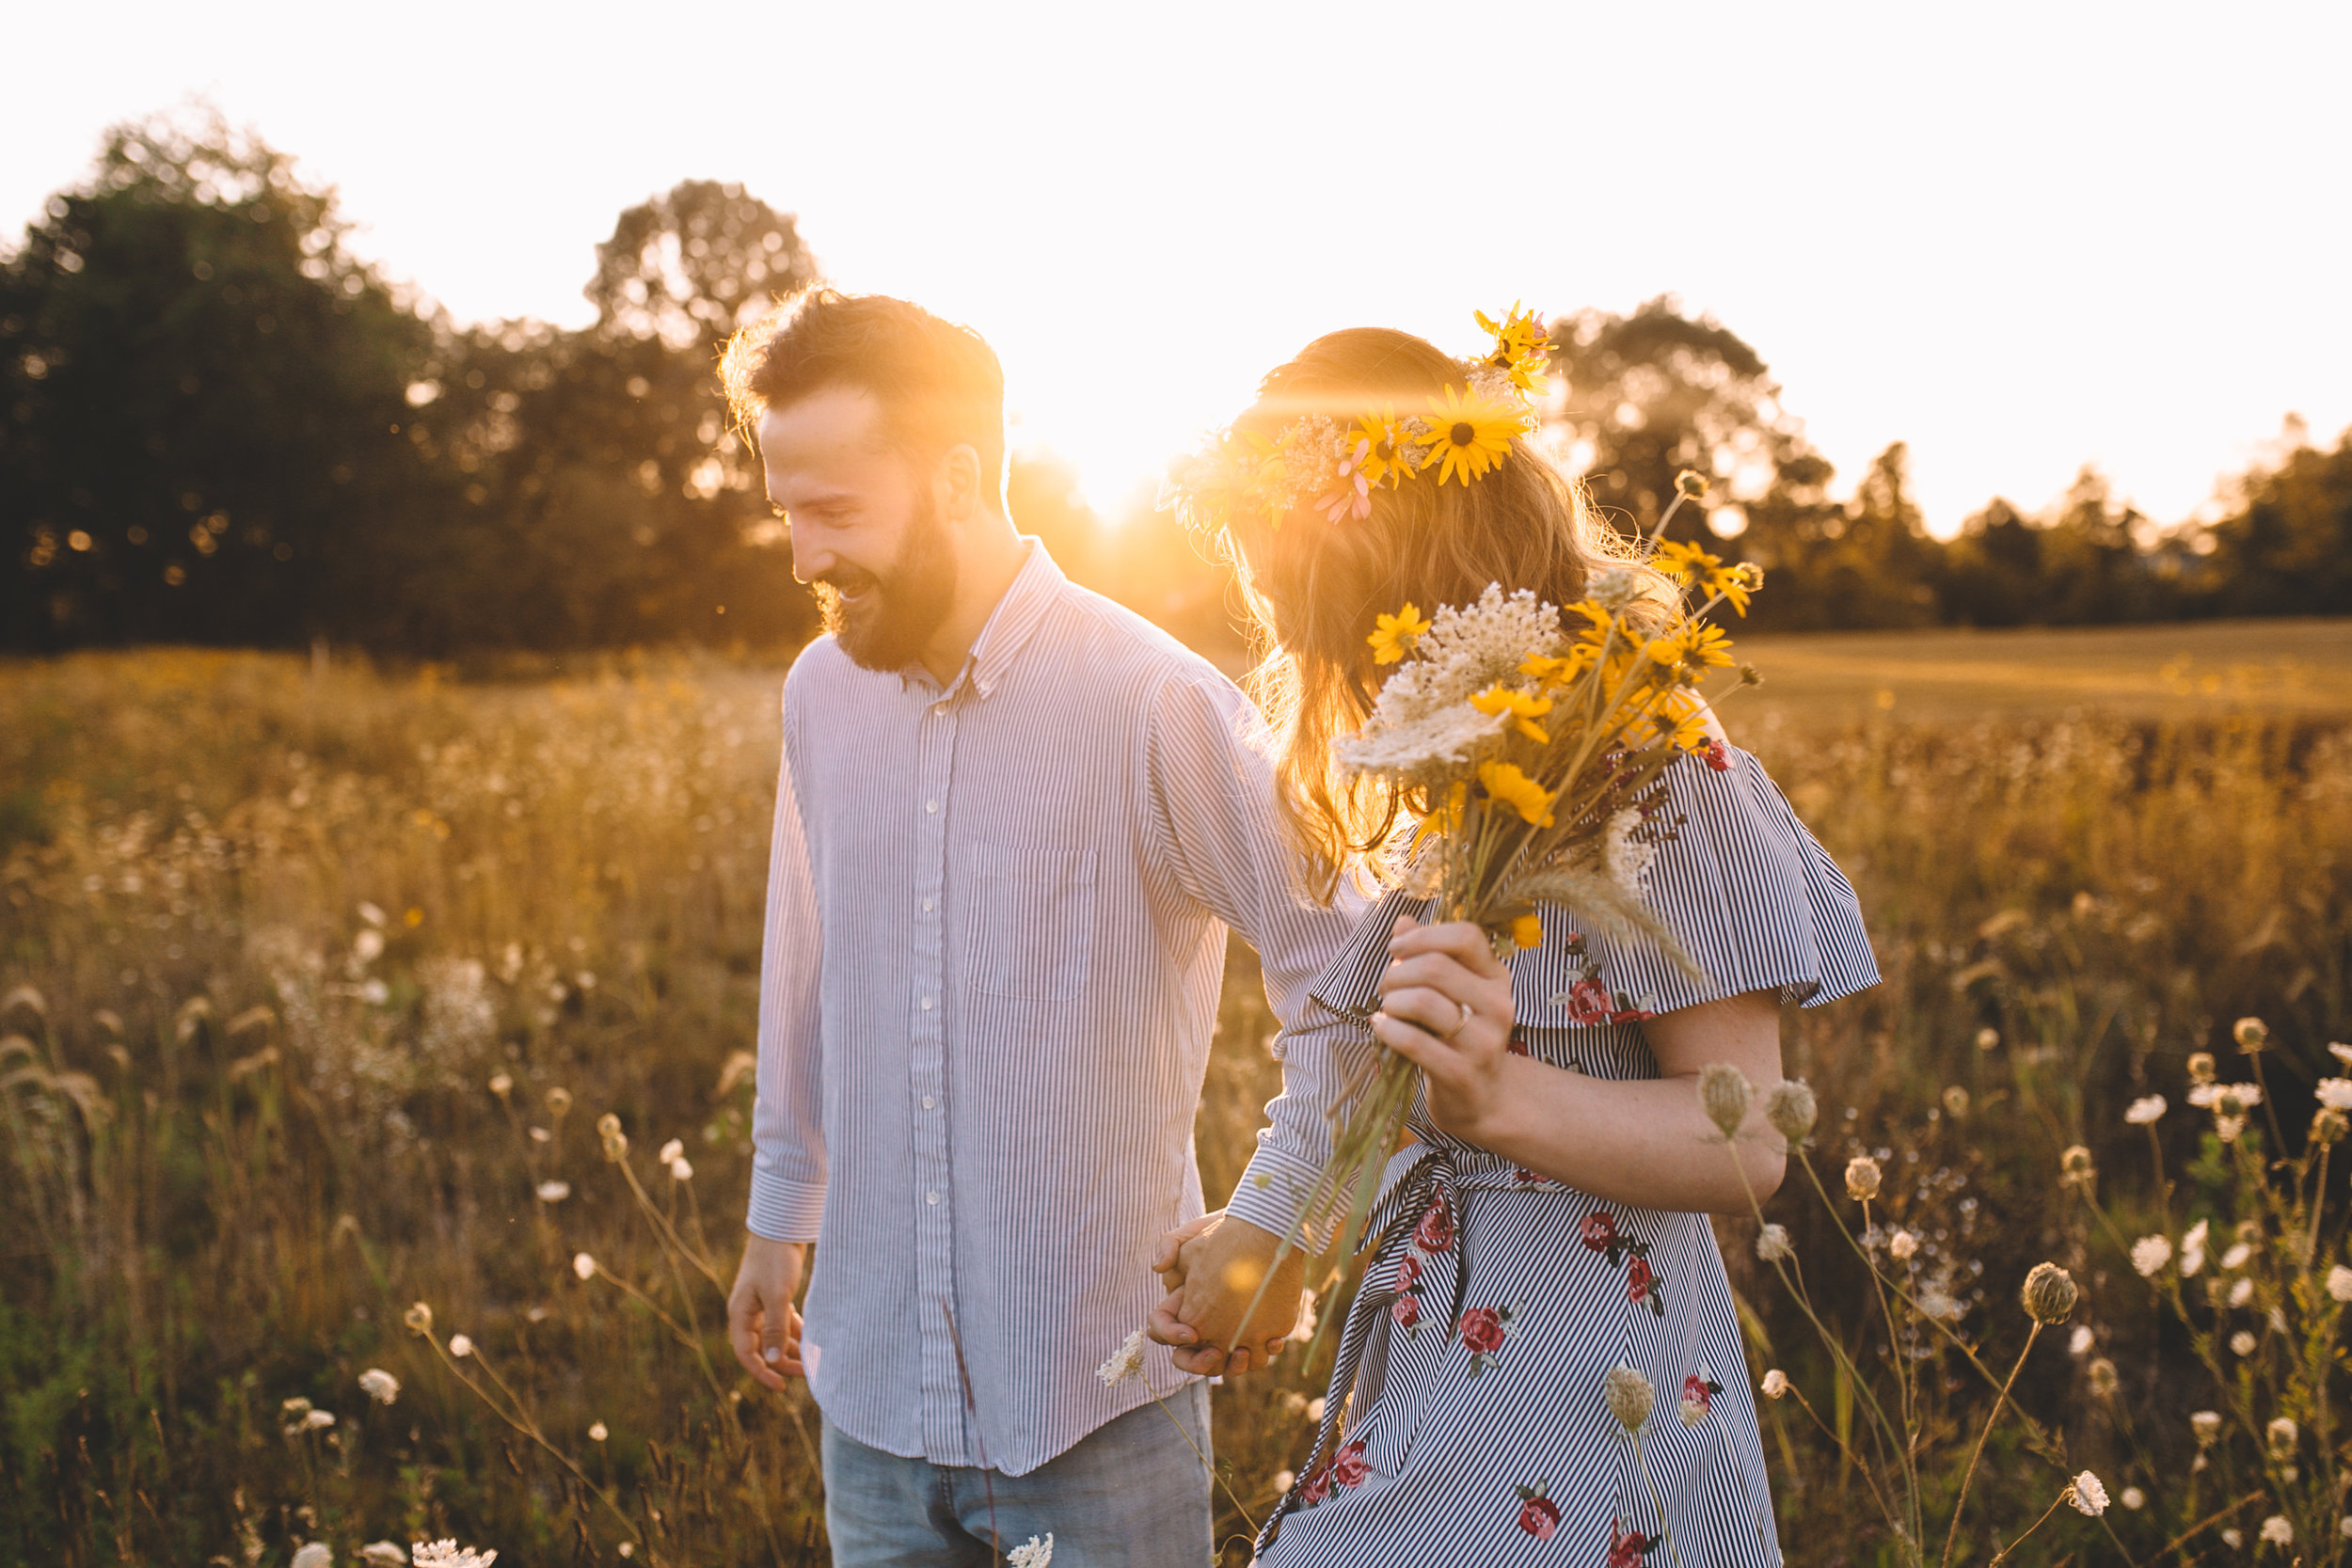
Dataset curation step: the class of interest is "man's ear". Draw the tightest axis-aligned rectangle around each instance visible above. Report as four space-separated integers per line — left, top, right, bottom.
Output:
935 443 986 525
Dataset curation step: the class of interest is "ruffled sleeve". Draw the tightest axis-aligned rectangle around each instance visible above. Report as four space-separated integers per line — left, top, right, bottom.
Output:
1302 748 1879 1031
1525 746 1880 1025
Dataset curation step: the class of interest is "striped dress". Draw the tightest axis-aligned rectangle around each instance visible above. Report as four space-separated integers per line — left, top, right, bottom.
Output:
1254 747 1878 1568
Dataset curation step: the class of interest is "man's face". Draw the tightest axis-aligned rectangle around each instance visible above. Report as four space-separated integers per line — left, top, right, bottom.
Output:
759 387 957 672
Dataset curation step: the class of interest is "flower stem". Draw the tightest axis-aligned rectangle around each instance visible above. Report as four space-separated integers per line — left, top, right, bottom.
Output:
1983 1485 2071 1567
1629 1432 1688 1568
1938 1322 2042 1568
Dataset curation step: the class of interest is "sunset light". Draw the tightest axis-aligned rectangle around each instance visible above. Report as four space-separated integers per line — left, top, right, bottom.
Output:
7 9 2352 1561
7 2 2349 531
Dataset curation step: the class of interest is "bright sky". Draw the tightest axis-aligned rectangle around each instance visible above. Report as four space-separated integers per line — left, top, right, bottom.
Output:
8 1 2348 535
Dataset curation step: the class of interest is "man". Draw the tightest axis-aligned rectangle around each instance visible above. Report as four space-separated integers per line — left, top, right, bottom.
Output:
720 289 1358 1566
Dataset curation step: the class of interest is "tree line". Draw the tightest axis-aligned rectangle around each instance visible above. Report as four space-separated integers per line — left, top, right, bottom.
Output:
4 110 2345 658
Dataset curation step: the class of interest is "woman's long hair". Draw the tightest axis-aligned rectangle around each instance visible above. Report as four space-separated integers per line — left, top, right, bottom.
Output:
1216 326 1676 902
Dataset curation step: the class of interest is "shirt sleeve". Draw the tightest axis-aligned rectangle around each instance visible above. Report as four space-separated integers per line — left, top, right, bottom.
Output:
747 681 827 1243
1137 670 1372 1250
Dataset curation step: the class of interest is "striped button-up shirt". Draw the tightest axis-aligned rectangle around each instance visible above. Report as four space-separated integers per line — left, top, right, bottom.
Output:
750 541 1365 1476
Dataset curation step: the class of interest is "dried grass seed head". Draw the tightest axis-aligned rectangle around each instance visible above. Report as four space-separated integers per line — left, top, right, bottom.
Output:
2022 1261 2078 1324
1604 1364 1655 1433
1698 1063 1753 1138
1844 1155 1883 1202
1764 1079 1817 1145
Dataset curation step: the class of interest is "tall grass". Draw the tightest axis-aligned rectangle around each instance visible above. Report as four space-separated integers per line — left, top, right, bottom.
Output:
2 649 2347 1565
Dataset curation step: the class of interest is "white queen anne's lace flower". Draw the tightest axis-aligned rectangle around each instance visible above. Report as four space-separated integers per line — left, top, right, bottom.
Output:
1333 699 1509 779
2069 1471 2109 1516
2327 1264 2352 1303
1603 811 1657 899
411 1543 498 1568
2180 1219 2209 1277
2130 1235 2172 1276
2123 1094 2167 1125
358 1368 400 1404
2262 1515 2293 1547
1009 1533 1055 1568
1095 1329 1148 1386
2315 1077 2352 1111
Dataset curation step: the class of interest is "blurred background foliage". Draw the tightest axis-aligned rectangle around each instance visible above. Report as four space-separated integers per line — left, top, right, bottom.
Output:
5 107 2349 659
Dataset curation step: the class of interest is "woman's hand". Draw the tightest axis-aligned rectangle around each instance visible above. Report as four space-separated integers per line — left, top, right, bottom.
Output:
1373 914 1521 1143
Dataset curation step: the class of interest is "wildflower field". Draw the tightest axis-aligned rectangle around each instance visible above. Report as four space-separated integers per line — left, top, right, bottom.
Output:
4 626 2350 1567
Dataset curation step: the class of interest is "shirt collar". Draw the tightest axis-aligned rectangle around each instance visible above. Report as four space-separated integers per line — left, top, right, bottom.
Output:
935 537 1066 703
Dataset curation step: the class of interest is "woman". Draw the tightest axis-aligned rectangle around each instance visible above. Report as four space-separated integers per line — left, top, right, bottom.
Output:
1158 324 1876 1565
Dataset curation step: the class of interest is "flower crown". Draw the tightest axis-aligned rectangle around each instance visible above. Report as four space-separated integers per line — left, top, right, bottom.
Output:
1160 305 1552 535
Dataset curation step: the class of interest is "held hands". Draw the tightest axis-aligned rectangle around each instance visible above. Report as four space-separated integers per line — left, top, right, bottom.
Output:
1146 1212 1306 1376
1373 914 1520 1142
727 1233 809 1391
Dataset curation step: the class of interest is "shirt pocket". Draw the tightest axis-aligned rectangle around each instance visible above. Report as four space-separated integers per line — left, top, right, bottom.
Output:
963 839 1098 1003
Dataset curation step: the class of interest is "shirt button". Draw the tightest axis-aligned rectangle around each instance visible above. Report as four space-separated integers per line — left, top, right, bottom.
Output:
922 1096 935 1110
920 996 933 1011
922 898 933 912
933 702 949 716
927 1191 939 1205
925 800 939 814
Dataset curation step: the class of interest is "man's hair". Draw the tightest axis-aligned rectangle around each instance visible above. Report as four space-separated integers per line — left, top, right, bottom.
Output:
722 289 1008 507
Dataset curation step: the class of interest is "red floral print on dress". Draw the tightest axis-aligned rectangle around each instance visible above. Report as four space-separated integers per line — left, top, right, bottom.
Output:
1704 738 1732 771
1627 1256 1660 1312
1587 1211 1666 1316
1390 1248 1429 1333
1609 1517 1659 1567
1679 1368 1724 1424
1514 1484 1561 1540
1562 974 1657 1026
1414 1194 1455 1254
1328 1440 1370 1490
1456 1305 1516 1376
1563 975 1616 1025
1295 1439 1370 1508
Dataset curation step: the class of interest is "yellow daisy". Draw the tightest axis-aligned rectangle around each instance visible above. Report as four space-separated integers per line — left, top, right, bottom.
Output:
1682 622 1736 670
1470 684 1553 743
1652 538 1722 588
1419 384 1519 487
1474 302 1551 394
1509 911 1544 950
1477 760 1555 828
1351 404 1422 490
1708 562 1764 617
1367 603 1434 665
1518 647 1597 688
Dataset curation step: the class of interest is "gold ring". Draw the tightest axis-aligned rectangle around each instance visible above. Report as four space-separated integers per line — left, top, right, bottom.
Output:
1440 1001 1471 1040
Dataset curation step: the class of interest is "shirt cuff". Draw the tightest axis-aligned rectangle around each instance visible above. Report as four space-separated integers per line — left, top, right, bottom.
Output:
1226 1142 1337 1253
747 1171 825 1243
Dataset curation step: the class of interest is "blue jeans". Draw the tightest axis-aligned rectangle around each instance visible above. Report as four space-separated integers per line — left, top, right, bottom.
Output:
821 1384 1214 1567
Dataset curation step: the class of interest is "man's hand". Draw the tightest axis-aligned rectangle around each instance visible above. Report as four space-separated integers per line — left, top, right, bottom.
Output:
1147 1212 1305 1377
728 1233 809 1390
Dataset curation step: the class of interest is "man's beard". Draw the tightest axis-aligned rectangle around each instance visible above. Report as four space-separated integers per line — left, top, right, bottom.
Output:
810 492 959 673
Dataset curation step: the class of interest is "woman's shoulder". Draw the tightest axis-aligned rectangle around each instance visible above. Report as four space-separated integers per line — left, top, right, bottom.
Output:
1536 746 1881 1020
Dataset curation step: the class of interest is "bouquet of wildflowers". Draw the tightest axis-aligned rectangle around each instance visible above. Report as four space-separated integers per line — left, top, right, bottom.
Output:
1290 522 1765 1273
